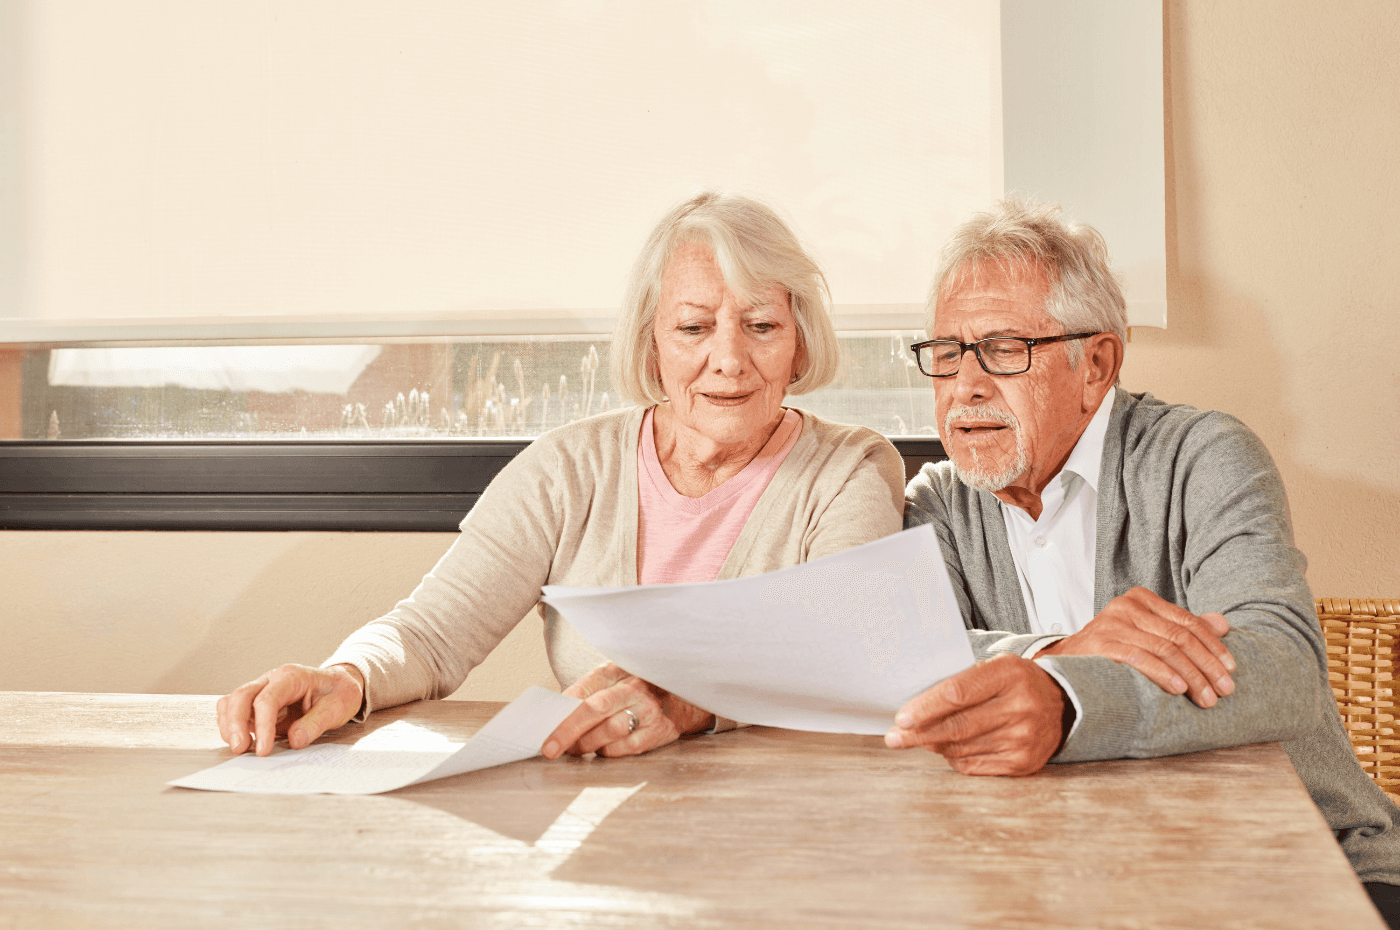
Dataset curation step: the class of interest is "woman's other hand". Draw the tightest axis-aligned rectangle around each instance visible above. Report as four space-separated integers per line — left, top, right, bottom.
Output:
216 663 364 756
543 663 715 760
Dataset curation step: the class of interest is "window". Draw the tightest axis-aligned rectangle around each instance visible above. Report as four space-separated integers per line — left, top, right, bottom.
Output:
8 333 936 442
0 333 945 529
0 1 1161 528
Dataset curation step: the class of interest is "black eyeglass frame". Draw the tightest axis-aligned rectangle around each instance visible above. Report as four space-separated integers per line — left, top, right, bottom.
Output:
909 332 1102 377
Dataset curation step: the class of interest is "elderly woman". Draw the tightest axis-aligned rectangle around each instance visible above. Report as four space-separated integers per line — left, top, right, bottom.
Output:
218 191 905 761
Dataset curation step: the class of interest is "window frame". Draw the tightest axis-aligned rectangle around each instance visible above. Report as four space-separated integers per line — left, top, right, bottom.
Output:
0 438 945 531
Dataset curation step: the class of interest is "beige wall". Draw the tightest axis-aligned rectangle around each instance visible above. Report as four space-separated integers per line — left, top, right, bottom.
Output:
1122 2 1400 596
1 1 1396 697
0 531 558 699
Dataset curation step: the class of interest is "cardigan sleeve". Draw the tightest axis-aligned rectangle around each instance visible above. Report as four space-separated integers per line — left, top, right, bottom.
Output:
904 460 1046 658
904 408 1323 763
324 432 568 717
803 430 906 561
1049 412 1323 762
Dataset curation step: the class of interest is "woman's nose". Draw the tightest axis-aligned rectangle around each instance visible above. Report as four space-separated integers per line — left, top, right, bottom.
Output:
712 321 747 377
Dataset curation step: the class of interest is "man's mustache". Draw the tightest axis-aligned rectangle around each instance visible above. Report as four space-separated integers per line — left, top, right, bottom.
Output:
944 403 1019 433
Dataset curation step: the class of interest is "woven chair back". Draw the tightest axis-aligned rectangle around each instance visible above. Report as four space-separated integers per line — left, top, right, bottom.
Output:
1318 598 1400 800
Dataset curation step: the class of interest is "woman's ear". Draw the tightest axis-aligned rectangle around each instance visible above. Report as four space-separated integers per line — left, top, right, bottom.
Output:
648 338 665 397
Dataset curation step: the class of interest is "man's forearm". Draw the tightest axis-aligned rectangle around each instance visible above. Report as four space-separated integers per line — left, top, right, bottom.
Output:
1044 620 1320 763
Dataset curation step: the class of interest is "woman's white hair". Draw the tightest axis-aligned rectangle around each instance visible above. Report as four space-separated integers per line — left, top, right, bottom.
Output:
928 196 1128 367
611 190 839 405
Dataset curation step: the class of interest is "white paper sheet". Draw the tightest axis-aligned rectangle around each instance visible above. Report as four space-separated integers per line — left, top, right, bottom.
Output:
169 686 581 795
542 525 973 735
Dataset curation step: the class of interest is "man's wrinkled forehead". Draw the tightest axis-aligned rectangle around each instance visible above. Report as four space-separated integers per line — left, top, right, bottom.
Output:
929 258 1056 339
938 256 1052 304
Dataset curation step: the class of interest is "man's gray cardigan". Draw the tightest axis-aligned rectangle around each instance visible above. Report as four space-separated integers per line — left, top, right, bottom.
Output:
905 388 1400 883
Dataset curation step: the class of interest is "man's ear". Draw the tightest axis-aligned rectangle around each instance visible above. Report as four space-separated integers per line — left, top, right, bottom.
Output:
1081 333 1124 410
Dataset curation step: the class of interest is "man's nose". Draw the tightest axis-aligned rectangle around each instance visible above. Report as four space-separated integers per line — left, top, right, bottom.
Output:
950 346 994 404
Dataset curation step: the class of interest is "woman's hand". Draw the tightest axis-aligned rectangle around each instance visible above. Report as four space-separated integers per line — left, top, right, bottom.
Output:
216 663 365 756
542 663 715 760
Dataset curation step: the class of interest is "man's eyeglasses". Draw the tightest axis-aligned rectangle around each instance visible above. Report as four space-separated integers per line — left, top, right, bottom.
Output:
909 333 1101 377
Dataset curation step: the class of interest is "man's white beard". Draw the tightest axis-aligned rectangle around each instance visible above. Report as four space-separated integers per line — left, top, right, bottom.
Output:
944 403 1029 493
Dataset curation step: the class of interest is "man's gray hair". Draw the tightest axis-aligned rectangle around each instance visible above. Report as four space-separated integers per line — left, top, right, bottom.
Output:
611 190 839 405
928 196 1128 366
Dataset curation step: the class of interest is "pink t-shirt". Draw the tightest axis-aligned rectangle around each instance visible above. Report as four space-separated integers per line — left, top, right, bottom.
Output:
637 407 803 585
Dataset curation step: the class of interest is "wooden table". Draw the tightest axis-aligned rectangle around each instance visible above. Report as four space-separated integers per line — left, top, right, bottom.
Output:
0 692 1383 929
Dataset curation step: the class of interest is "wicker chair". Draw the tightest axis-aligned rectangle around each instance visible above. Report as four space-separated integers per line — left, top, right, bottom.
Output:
1318 598 1400 800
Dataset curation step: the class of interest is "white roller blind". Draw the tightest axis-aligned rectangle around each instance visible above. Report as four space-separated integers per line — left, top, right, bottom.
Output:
1001 0 1166 328
0 1 1162 343
47 345 382 393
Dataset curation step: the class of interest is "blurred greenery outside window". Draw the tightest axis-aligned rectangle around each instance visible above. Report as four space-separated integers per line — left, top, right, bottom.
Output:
1 332 937 442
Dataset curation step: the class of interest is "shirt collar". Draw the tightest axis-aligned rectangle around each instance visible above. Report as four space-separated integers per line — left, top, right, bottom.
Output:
1059 386 1116 495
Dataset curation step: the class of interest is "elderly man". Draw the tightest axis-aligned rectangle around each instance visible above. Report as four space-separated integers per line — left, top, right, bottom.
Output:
888 197 1400 919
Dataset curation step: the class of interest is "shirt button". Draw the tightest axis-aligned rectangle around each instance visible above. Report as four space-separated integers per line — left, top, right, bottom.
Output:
1051 624 1064 633
1034 536 1047 548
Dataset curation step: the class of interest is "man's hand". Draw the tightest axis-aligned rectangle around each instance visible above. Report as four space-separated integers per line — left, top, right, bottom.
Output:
543 663 715 760
884 654 1066 776
216 663 365 756
1038 587 1235 708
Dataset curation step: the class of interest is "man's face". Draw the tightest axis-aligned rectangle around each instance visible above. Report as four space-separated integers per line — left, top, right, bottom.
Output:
930 260 1099 509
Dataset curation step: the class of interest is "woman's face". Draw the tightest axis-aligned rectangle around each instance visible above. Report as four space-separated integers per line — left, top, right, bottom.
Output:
652 242 800 450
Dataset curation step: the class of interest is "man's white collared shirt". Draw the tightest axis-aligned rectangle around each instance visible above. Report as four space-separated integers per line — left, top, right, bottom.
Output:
1001 393 1114 741
1002 389 1108 638
1001 393 1114 639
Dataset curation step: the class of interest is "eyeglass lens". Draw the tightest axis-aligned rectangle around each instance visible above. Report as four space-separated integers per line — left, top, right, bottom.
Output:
917 338 1030 376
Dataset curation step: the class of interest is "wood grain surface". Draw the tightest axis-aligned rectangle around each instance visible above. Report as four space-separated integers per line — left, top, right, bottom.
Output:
0 692 1383 929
